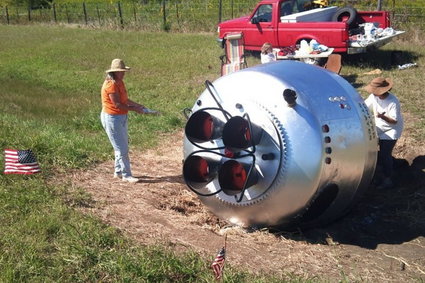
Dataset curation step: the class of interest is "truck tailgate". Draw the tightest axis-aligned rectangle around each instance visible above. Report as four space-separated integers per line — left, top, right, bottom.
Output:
348 30 405 54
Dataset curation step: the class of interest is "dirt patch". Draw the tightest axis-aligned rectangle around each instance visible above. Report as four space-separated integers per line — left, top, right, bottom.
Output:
68 130 425 282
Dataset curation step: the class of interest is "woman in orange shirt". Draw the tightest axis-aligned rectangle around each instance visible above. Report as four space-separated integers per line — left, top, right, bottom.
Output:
100 58 146 183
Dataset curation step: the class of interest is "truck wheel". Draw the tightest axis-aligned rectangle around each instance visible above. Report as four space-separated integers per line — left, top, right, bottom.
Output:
296 38 312 45
332 6 358 27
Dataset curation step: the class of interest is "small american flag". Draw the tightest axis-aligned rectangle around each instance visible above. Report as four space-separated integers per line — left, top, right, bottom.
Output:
211 246 226 280
4 149 41 175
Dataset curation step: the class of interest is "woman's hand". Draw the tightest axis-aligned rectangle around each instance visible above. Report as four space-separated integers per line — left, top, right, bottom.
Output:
134 106 145 114
142 107 160 115
134 106 160 115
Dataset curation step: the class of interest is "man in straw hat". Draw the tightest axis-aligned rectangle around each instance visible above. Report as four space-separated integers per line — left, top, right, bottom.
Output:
364 77 404 189
100 58 149 183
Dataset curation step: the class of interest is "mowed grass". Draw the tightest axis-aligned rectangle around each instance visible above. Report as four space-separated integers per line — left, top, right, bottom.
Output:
0 24 424 282
0 25 224 170
0 25 292 282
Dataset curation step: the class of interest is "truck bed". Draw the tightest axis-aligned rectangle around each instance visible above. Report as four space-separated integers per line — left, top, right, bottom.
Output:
348 30 405 54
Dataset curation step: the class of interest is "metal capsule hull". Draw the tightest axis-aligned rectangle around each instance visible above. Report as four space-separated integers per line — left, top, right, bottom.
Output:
183 60 377 228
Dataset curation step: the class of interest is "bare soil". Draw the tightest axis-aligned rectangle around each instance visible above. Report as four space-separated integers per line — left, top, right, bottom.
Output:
69 130 425 282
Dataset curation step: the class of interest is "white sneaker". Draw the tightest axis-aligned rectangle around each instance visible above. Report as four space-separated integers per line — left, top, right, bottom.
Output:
122 176 139 183
113 172 122 179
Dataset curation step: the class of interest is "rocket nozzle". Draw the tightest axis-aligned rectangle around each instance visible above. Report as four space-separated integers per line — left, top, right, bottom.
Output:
218 160 258 196
185 110 225 143
183 155 219 190
222 116 263 152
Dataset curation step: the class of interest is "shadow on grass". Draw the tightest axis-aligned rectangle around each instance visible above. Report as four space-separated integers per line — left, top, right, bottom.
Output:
341 74 361 88
280 155 425 249
342 49 421 71
134 174 185 185
338 48 421 91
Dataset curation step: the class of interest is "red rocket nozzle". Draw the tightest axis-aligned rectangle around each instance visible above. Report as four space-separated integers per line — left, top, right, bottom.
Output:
183 155 219 190
218 160 258 195
185 111 225 143
222 116 263 152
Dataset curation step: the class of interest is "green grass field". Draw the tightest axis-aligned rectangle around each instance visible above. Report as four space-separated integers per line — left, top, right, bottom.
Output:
0 24 424 282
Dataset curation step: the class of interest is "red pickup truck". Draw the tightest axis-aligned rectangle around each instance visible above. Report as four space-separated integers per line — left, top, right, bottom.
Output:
217 0 404 54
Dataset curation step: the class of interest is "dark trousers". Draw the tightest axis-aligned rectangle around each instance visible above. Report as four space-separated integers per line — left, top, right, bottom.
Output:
378 139 397 178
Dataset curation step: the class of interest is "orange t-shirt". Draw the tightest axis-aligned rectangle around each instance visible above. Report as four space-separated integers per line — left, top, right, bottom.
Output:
101 79 129 115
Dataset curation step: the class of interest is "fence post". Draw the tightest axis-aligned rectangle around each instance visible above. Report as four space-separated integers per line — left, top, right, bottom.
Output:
117 2 124 28
231 0 234 19
96 4 101 26
391 0 395 23
53 3 57 22
65 4 70 23
83 2 88 25
28 5 31 22
162 0 166 28
377 0 382 11
133 2 137 23
218 0 222 23
6 6 10 24
175 2 179 26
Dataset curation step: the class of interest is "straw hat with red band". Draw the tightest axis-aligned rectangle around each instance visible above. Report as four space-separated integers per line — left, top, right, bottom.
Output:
364 77 393 96
105 58 130 73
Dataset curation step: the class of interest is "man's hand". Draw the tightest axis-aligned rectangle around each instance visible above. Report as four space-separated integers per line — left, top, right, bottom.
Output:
376 111 397 124
377 111 386 119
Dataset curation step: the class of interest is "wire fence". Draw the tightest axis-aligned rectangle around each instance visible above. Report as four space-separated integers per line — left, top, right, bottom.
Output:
1 0 424 32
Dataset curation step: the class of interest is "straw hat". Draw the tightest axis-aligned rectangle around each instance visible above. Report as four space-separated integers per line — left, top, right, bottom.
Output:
105 58 130 73
364 77 393 96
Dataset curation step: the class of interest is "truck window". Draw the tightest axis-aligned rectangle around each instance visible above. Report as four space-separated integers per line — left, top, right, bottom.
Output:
253 4 272 22
280 2 293 16
293 0 310 13
280 0 310 16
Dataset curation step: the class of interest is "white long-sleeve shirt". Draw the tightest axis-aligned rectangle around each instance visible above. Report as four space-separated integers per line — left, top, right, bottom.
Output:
364 92 403 140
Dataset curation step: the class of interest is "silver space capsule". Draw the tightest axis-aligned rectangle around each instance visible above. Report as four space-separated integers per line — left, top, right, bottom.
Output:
182 60 378 229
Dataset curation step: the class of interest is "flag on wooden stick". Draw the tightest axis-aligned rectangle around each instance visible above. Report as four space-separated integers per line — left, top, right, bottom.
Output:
211 234 227 280
4 149 41 175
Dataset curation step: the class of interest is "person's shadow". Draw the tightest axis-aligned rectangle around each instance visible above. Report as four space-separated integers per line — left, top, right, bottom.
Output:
134 174 185 185
291 155 425 249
